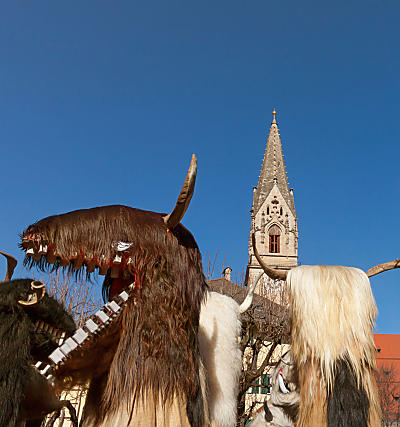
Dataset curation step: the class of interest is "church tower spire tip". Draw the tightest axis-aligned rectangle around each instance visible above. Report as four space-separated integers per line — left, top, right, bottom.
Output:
247 110 298 296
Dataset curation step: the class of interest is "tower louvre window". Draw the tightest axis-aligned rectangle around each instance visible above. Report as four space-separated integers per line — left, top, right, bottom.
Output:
268 225 281 253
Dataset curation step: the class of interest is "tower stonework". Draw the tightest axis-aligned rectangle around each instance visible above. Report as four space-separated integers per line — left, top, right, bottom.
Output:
247 110 298 297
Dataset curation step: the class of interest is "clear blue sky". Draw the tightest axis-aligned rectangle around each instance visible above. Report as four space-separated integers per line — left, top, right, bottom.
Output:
1 1 399 333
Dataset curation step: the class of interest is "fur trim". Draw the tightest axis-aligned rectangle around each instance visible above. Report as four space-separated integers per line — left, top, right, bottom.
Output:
287 265 381 427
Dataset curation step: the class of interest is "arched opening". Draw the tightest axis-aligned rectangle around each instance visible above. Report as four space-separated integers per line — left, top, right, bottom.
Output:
268 225 281 253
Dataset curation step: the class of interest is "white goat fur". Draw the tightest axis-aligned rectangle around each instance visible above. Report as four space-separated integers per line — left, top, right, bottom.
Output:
287 265 381 427
199 291 242 427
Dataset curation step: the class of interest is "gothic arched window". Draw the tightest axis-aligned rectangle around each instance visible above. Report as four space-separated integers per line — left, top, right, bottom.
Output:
268 225 280 253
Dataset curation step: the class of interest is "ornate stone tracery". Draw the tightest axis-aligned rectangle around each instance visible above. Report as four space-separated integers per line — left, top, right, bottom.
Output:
246 111 298 296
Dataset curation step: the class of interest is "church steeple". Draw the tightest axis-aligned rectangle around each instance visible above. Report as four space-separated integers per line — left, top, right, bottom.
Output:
253 110 295 217
247 111 298 298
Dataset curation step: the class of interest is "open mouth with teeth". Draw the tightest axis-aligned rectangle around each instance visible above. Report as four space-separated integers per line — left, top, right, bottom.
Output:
34 283 134 382
34 320 66 345
20 206 139 281
18 155 208 425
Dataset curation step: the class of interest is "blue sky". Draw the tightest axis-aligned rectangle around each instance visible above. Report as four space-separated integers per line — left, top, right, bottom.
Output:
0 1 399 333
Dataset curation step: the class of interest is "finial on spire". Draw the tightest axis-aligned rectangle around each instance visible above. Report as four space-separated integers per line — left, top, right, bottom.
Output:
272 108 277 124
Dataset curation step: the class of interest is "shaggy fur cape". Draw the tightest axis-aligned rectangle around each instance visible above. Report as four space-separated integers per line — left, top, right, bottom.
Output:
287 265 381 427
23 206 207 426
199 291 242 427
0 279 75 426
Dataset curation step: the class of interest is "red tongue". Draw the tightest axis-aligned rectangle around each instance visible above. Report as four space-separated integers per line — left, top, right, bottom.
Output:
109 278 131 300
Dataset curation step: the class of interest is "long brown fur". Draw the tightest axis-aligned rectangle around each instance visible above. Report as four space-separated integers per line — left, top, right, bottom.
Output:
287 265 381 427
22 206 207 426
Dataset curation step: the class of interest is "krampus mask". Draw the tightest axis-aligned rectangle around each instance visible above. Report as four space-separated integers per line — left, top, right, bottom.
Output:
252 233 381 427
0 252 76 427
20 155 208 427
249 350 299 427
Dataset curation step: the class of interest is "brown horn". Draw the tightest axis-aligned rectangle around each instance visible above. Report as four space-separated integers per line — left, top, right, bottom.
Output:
251 233 288 281
163 154 197 229
18 281 46 306
366 259 400 278
0 250 17 282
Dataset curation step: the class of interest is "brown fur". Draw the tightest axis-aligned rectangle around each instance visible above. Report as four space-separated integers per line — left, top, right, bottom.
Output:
23 206 207 426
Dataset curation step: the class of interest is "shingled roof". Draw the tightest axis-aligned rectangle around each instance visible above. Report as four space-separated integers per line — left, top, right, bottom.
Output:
207 277 290 342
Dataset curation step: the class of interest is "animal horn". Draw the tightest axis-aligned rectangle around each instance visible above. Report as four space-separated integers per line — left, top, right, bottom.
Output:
18 280 46 306
239 271 263 314
366 259 400 277
251 233 288 281
0 250 17 282
163 154 197 229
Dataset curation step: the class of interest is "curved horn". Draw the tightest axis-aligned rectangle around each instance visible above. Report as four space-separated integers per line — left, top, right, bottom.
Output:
163 154 197 229
239 271 263 314
251 233 288 281
18 280 46 306
366 259 400 278
0 250 17 282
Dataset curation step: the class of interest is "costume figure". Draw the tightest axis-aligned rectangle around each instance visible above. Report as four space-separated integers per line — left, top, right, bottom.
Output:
0 252 76 427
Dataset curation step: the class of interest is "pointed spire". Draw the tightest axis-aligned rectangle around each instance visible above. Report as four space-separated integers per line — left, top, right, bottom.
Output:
253 110 295 215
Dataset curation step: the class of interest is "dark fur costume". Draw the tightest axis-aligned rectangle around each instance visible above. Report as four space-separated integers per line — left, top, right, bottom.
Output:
0 279 75 426
327 359 370 427
21 206 207 426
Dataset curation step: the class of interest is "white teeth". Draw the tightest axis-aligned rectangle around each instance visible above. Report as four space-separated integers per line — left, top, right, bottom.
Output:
35 361 42 368
38 244 47 255
40 364 51 375
113 254 122 264
58 332 66 345
26 248 35 255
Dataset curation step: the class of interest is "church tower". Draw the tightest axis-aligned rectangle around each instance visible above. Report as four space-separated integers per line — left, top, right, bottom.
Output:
246 110 298 296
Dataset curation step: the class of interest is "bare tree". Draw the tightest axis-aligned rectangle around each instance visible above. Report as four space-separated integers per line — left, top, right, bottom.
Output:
29 269 102 427
237 280 290 426
31 269 102 325
376 363 400 426
207 274 290 426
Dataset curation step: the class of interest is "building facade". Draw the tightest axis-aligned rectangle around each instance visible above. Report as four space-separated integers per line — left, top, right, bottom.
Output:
246 110 298 297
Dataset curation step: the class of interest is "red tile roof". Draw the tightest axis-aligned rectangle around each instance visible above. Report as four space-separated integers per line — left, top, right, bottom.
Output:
374 334 400 374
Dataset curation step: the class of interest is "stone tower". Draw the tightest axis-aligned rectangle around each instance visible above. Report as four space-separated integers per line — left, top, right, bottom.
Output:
246 110 298 296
